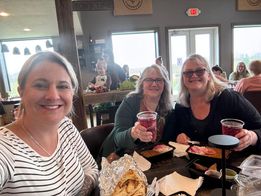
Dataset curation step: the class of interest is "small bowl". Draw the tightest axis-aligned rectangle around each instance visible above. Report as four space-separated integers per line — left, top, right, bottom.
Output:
220 168 237 180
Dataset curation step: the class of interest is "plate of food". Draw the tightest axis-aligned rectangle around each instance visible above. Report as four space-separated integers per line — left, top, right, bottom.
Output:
187 159 240 189
138 143 174 162
187 145 230 160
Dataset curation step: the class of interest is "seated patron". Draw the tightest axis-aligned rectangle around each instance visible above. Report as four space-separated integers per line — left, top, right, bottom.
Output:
88 58 112 92
100 64 173 157
0 51 98 195
229 62 250 81
234 60 261 94
155 56 163 66
103 51 126 90
211 65 228 83
163 54 261 153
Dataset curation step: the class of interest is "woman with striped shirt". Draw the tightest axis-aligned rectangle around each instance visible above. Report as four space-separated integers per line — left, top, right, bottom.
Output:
0 51 98 195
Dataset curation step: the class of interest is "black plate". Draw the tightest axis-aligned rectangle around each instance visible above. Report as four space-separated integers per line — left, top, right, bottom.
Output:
186 159 240 189
137 143 174 162
186 145 231 166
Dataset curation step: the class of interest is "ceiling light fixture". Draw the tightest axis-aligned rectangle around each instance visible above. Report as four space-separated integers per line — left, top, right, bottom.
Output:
13 47 21 55
0 12 10 17
23 28 31 32
1 44 9 53
35 45 42 53
24 47 31 55
46 40 53 48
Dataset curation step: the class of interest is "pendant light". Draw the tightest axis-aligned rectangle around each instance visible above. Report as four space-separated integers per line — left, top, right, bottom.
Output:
13 47 21 55
46 40 53 48
1 44 9 53
35 45 42 53
24 47 31 55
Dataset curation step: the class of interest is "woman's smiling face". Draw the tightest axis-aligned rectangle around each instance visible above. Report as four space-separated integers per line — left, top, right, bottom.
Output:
19 60 74 124
142 68 164 99
182 60 210 94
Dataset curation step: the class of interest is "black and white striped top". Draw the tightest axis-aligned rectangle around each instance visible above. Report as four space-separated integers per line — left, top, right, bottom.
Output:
0 117 98 195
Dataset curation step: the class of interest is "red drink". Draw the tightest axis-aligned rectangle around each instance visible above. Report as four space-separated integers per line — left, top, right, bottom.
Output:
221 119 244 136
137 111 157 142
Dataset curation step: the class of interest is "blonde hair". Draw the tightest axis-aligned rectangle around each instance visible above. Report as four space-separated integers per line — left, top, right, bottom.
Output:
179 54 226 107
18 51 78 115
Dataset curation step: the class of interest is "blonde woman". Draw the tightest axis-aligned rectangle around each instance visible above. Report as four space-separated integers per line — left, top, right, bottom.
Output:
163 54 261 153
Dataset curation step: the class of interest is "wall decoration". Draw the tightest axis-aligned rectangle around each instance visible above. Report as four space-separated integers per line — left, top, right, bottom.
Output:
237 0 261 11
114 0 152 16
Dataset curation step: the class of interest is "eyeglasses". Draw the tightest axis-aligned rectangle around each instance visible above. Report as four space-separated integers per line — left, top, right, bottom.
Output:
143 78 164 84
182 68 207 78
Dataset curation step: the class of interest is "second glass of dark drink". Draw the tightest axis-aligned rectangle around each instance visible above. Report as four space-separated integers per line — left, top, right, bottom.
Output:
221 118 244 136
137 111 157 142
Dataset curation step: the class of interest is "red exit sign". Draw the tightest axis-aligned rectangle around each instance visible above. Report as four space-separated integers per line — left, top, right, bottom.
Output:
186 8 201 16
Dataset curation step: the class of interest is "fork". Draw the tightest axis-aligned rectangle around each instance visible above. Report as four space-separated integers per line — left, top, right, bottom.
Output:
147 177 157 196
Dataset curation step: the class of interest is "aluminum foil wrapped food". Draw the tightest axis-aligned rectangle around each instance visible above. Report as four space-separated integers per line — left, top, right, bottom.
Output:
99 154 148 196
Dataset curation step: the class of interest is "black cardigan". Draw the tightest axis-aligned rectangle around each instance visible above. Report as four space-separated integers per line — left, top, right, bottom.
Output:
163 89 261 153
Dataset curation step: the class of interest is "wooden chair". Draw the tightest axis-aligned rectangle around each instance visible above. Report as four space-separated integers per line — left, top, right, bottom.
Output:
243 91 261 114
80 123 114 160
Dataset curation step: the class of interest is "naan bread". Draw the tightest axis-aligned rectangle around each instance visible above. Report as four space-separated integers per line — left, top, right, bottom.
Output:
111 169 146 196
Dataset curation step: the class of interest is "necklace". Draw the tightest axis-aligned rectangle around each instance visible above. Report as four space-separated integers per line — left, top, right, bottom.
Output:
21 121 52 157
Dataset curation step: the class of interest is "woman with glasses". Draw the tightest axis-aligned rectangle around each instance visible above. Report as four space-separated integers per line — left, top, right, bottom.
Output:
100 64 173 158
163 54 261 152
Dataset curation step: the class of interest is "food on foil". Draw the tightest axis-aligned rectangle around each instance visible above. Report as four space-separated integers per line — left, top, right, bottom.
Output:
99 154 148 196
111 169 146 196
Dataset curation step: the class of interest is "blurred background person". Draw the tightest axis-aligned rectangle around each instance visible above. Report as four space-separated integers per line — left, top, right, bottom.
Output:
88 58 111 92
102 51 126 90
0 51 98 195
122 64 130 80
211 65 228 82
155 56 163 66
235 60 261 94
229 62 250 81
100 64 173 158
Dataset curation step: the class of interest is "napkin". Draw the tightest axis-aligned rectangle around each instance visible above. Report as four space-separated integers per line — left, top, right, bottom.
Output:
168 141 189 157
133 151 151 171
158 171 203 196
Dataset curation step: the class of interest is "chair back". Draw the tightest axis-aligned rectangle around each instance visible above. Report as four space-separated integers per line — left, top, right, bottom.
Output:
80 123 114 159
243 91 261 114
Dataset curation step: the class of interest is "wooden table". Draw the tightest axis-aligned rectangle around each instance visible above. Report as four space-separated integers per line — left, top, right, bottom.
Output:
83 90 132 105
91 152 248 196
83 90 132 127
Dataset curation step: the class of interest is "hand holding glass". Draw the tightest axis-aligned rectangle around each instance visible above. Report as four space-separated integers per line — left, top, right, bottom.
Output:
137 111 157 142
221 118 244 136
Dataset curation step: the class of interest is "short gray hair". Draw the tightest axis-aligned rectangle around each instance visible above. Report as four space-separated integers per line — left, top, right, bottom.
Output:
179 54 226 107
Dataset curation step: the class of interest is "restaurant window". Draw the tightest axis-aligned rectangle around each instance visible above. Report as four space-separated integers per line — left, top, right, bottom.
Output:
1 39 53 97
168 27 219 96
233 25 261 71
111 30 159 76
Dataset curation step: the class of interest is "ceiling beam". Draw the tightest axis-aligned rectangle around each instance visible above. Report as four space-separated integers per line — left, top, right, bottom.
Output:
72 0 113 11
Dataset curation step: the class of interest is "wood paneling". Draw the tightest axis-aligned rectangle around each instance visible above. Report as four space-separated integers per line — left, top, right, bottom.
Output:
72 0 113 11
55 0 87 130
